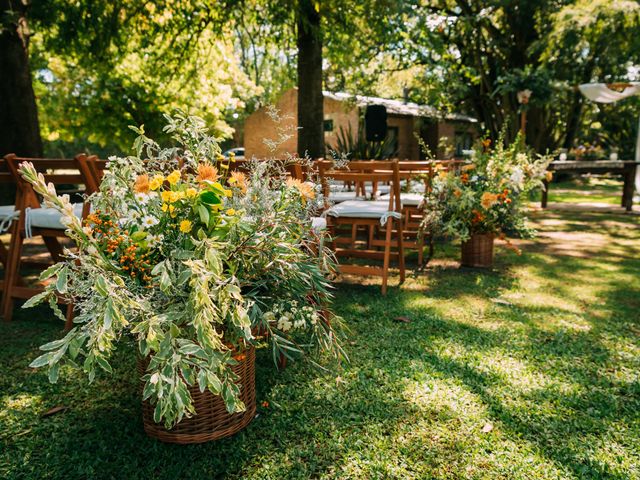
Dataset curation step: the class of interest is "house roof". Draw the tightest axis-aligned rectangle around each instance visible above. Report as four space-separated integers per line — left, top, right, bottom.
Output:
323 90 477 123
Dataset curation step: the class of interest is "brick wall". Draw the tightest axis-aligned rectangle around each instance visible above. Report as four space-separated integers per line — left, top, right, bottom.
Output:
244 88 477 160
244 89 298 159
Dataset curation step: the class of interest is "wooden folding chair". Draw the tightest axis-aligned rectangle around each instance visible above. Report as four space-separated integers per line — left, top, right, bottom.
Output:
0 158 20 297
2 154 95 324
318 160 405 295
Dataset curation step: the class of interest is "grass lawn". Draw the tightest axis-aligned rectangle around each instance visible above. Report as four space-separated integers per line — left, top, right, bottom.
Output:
1 188 640 479
546 176 631 205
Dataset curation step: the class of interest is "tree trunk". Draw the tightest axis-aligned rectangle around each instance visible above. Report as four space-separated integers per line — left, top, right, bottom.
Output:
296 0 324 159
0 0 42 159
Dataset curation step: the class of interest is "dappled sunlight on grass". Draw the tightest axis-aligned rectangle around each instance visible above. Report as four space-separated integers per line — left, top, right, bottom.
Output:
1 207 640 479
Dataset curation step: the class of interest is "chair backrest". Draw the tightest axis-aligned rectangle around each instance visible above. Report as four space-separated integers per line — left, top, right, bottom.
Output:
4 154 95 212
317 160 401 212
227 158 304 180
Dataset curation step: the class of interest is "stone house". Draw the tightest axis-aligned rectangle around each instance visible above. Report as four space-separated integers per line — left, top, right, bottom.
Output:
243 88 478 159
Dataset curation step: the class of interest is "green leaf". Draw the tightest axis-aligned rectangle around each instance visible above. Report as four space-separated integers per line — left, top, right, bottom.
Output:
48 363 60 383
200 190 221 206
39 338 67 351
95 355 113 373
29 352 54 368
56 267 69 294
198 204 210 225
95 276 109 296
104 299 114 329
39 263 64 281
22 290 50 309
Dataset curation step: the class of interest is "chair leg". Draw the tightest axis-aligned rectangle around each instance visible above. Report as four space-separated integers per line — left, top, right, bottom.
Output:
64 303 74 331
381 220 393 295
42 236 64 262
397 219 406 283
2 232 23 321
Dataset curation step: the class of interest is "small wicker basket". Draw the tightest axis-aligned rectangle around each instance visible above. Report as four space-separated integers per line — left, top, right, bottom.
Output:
460 233 494 268
138 347 256 444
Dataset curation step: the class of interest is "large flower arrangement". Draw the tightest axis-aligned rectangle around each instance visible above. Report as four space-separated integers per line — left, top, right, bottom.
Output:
20 113 344 427
422 138 551 246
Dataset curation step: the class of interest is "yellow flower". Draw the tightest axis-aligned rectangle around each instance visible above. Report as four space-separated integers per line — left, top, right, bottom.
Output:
161 203 176 217
179 220 192 233
229 171 248 194
149 174 164 190
225 208 236 216
461 164 476 172
161 191 173 203
166 170 181 185
186 187 198 198
224 189 232 197
161 190 185 203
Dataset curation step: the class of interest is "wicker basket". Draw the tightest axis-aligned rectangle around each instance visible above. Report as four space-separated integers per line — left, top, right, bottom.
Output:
460 233 494 268
138 347 256 444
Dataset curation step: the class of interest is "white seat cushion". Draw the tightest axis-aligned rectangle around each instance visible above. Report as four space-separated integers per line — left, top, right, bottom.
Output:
324 200 402 224
380 192 424 207
28 203 84 230
311 217 327 231
328 191 366 203
0 205 18 233
0 205 16 219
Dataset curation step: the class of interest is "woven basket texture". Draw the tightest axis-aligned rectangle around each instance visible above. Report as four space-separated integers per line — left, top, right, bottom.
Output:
461 233 494 268
138 347 256 444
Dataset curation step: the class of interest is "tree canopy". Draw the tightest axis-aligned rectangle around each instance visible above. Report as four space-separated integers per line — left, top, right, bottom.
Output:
3 0 639 157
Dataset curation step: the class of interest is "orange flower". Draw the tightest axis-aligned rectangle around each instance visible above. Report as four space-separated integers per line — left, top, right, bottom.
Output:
134 174 150 193
481 192 499 209
229 170 248 193
286 178 315 200
460 173 469 183
471 209 485 224
545 171 553 182
196 163 219 184
261 401 269 408
453 189 462 198
461 164 476 172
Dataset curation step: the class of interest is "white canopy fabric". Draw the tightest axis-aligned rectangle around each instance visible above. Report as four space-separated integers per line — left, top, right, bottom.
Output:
579 83 640 103
578 83 640 197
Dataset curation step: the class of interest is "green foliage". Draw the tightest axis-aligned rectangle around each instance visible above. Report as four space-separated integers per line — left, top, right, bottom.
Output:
328 122 397 160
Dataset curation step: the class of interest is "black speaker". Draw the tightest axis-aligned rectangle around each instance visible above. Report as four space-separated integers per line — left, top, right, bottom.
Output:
365 105 387 142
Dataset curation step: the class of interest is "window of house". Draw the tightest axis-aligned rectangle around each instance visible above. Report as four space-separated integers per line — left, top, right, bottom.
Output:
387 126 399 154
323 119 334 132
455 131 473 156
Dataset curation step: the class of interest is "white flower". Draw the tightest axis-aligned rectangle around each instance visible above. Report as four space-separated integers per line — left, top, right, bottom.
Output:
263 311 276 323
135 192 150 204
82 226 92 235
147 233 164 247
293 319 306 329
141 215 158 228
86 245 98 255
277 315 292 332
60 215 74 227
509 167 524 189
310 312 319 325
